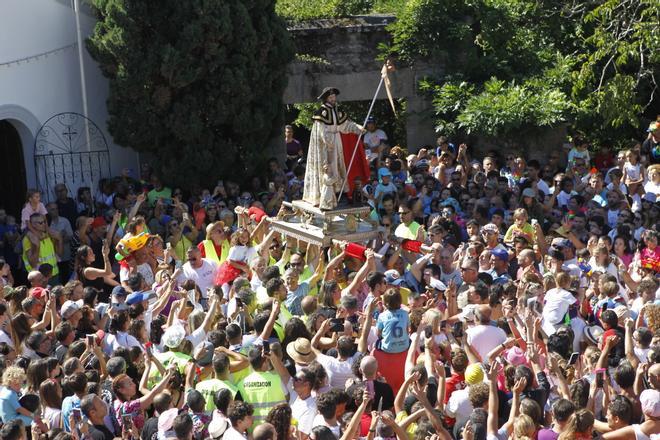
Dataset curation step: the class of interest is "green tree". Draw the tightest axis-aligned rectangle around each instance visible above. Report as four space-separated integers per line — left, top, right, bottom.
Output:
87 0 294 186
386 0 659 147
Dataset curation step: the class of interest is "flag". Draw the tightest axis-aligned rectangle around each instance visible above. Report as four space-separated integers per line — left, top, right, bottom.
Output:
381 60 397 117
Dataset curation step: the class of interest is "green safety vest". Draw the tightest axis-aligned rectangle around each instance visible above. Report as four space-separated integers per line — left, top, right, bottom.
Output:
22 236 59 276
148 351 191 387
195 378 238 412
237 371 286 425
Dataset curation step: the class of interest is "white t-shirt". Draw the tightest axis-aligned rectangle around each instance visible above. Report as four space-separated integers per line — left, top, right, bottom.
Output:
364 129 388 160
120 262 155 286
542 288 577 335
290 395 317 435
312 414 341 438
315 352 360 389
103 331 141 356
644 180 660 195
465 324 506 362
0 330 14 348
445 388 473 429
181 258 218 297
227 245 257 264
223 427 247 440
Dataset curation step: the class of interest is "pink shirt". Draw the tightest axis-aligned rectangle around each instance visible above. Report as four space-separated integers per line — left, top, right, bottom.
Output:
21 203 47 230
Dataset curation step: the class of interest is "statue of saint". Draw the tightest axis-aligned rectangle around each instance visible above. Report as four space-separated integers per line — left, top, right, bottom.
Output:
302 87 365 209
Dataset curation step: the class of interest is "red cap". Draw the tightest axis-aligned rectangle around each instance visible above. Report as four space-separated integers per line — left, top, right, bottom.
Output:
248 207 267 223
29 287 48 300
91 217 106 229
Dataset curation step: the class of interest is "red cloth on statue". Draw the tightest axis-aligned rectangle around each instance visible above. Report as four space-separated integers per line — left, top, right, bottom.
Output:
341 133 370 195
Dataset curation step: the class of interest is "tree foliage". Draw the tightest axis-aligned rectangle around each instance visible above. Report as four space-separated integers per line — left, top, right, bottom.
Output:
385 0 659 146
86 0 294 186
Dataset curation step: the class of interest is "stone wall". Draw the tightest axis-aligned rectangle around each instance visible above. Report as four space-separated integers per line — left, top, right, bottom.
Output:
283 15 439 150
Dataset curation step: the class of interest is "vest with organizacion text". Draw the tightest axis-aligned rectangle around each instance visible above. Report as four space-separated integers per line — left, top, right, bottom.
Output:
237 370 286 424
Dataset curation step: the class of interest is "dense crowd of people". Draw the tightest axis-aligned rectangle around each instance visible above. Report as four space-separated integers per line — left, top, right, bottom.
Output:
0 118 659 440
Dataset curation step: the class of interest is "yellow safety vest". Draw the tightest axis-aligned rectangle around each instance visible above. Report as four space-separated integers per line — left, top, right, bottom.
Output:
238 371 286 425
203 239 230 264
22 236 59 276
195 378 238 412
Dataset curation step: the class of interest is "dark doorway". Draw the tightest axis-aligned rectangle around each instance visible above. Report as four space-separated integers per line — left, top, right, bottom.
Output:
0 120 28 217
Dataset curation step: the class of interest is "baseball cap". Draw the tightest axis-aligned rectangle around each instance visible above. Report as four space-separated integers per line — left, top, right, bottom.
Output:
112 286 128 297
126 291 155 306
521 188 536 198
194 341 215 367
465 364 484 385
552 238 574 249
90 217 106 229
647 121 660 133
61 300 83 319
491 248 509 262
378 167 392 178
428 277 447 291
481 223 499 235
384 269 405 286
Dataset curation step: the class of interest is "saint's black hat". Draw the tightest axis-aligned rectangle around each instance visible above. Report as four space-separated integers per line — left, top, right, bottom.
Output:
317 87 340 101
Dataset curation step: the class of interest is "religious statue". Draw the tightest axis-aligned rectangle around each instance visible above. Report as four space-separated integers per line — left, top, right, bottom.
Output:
319 164 338 211
302 87 365 209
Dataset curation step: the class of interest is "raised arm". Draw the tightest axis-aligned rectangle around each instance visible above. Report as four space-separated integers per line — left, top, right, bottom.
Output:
394 371 420 415
216 346 249 373
126 193 146 223
266 349 291 386
358 296 378 354
339 392 371 440
324 246 346 282
139 365 174 410
259 300 281 341
343 249 375 296
623 318 638 369
486 362 500 438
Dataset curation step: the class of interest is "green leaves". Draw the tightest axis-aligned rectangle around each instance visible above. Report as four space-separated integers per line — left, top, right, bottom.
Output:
424 77 571 139
87 0 294 186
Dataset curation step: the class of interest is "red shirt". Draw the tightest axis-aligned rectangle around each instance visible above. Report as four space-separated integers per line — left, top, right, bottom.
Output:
360 413 372 437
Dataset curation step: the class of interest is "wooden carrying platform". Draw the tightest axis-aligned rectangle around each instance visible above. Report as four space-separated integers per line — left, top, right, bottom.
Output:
269 201 382 247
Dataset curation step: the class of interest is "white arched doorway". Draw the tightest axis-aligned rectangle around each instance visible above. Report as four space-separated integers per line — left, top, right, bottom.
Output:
0 105 40 216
